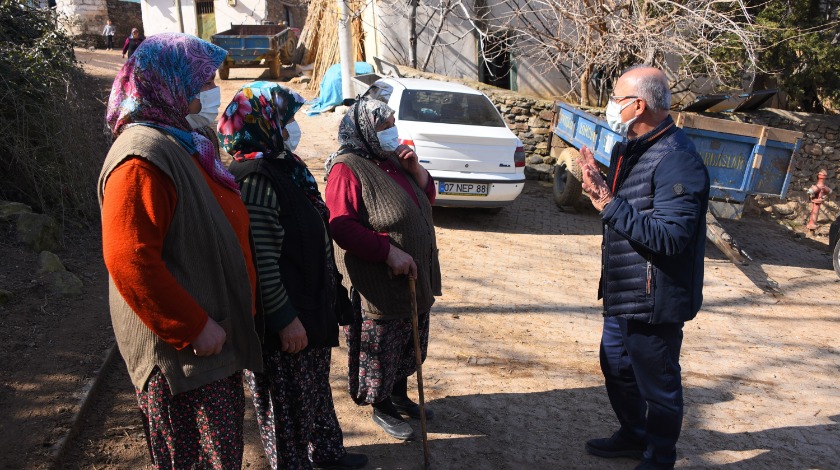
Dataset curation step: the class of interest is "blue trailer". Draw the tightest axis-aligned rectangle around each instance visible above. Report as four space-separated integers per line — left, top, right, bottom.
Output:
211 25 290 80
549 101 803 220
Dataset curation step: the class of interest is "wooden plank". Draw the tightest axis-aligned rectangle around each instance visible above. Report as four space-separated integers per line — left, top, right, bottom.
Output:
671 112 802 145
752 126 768 170
706 212 748 265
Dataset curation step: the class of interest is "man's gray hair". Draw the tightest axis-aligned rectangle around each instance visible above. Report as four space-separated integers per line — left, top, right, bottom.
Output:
625 64 671 112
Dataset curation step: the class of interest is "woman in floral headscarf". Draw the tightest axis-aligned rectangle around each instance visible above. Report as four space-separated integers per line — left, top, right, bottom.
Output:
324 98 442 441
222 82 367 470
98 33 263 468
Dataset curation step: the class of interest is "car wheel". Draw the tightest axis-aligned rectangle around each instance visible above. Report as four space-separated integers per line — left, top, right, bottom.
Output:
218 63 230 80
833 238 840 279
553 147 583 207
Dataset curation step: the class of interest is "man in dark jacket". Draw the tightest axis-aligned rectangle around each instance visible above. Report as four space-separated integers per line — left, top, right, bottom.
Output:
578 66 710 470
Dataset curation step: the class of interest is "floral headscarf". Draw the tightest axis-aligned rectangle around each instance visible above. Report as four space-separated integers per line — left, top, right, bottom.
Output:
219 82 326 216
325 98 394 175
105 32 238 193
217 81 305 161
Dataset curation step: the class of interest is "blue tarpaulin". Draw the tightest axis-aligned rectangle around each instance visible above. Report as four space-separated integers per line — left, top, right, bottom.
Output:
306 62 374 116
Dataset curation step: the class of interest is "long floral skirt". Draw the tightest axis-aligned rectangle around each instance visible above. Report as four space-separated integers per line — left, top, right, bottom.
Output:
244 346 346 470
344 292 430 405
135 367 245 470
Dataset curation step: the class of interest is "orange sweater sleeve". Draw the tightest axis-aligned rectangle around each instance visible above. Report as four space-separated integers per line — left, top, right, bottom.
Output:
101 158 208 350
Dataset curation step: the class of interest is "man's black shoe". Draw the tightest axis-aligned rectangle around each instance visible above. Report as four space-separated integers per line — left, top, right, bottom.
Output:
313 452 369 469
634 458 675 470
372 408 415 440
585 432 645 459
391 395 434 420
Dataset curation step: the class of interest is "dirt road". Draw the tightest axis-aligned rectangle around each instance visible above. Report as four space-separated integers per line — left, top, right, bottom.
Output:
21 49 840 469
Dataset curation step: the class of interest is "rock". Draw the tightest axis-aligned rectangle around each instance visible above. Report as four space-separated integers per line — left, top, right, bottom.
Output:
0 289 11 304
772 202 798 217
45 271 83 296
543 155 557 165
528 155 544 164
38 251 66 274
0 202 32 222
16 213 61 252
539 110 554 121
524 163 552 180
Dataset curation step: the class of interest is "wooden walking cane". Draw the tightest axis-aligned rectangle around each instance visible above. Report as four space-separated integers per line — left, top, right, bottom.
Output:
408 275 431 469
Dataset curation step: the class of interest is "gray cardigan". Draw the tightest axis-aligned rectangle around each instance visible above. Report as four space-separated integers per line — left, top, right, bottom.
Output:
98 125 263 394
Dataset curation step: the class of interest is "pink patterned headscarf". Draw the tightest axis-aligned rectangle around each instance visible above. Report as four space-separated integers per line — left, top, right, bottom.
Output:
105 32 238 193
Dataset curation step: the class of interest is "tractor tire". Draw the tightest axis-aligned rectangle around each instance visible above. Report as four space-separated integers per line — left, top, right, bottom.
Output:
552 147 583 207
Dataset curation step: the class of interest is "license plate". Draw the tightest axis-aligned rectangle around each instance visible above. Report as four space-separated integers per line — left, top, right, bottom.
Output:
438 181 489 196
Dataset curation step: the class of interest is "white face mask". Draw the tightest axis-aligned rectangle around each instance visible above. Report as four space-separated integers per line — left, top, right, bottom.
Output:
284 121 302 152
376 126 400 152
605 99 639 137
185 86 222 129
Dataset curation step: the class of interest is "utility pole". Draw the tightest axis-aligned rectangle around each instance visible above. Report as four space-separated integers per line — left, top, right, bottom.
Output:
337 0 354 100
175 0 185 33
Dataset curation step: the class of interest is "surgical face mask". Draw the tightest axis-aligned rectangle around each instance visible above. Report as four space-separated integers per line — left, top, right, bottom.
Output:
376 126 400 152
284 121 302 152
185 86 221 129
605 99 639 136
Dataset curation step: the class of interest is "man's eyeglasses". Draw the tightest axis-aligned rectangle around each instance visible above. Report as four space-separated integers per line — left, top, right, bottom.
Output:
610 95 640 103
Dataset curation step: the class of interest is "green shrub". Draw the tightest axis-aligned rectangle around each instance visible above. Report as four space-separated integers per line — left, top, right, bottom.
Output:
0 1 109 222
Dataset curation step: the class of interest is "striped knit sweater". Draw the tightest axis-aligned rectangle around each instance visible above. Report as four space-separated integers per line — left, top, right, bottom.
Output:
231 158 340 350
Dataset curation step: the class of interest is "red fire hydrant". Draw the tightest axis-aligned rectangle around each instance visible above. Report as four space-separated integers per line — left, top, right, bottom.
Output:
807 169 832 231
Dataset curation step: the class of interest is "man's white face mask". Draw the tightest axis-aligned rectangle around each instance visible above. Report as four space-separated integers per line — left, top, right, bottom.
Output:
185 87 222 129
605 98 639 137
284 121 302 152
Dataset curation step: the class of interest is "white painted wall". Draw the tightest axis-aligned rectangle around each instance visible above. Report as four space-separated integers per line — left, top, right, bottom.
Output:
213 0 268 32
140 0 267 36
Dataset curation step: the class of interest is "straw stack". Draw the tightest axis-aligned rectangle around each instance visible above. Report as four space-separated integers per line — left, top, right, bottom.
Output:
297 0 366 91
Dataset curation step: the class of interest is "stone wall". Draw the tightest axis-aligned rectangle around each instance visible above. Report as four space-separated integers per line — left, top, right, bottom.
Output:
392 65 838 232
104 0 143 46
56 0 108 36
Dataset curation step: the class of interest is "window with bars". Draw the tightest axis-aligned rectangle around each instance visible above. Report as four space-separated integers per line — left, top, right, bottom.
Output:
196 1 214 15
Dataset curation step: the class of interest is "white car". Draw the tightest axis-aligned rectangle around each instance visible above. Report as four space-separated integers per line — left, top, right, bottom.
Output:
364 77 526 209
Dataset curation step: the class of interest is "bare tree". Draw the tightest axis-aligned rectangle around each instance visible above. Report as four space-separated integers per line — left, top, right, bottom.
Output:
462 0 760 105
375 0 760 106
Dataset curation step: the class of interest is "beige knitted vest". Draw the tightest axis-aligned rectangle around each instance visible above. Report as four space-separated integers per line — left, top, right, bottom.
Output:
332 153 441 320
98 126 263 395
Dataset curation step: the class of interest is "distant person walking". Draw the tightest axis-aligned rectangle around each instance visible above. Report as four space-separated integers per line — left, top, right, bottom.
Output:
122 28 143 59
102 20 115 50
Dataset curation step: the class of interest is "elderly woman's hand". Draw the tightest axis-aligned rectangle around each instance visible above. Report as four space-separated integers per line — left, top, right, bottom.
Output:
386 244 418 279
279 317 308 354
396 144 429 188
192 317 226 356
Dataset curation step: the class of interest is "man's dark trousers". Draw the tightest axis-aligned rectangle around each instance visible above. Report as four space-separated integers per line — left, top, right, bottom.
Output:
600 315 684 465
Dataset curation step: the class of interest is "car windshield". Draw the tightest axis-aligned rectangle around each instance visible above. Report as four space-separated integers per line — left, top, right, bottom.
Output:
398 90 506 127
